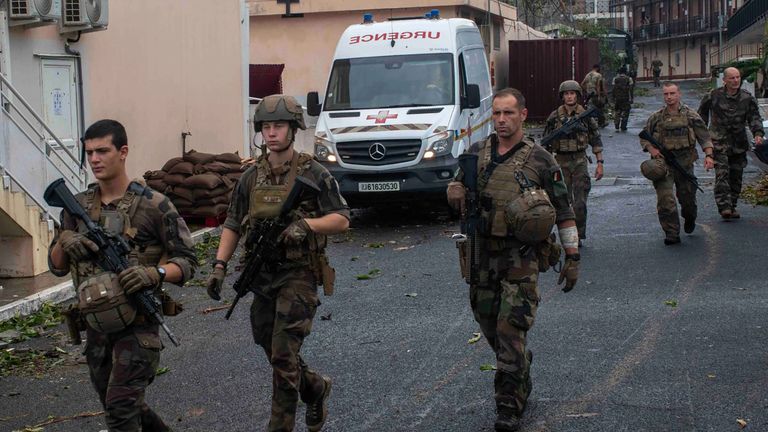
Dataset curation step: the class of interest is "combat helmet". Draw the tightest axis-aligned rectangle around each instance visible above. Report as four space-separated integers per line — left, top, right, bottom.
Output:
505 188 556 245
559 80 582 99
253 94 307 132
640 158 668 181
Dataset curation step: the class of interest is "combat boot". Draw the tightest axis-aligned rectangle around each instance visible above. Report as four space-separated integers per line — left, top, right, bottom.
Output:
730 209 741 219
306 376 332 432
720 209 732 219
684 218 696 234
664 236 681 245
495 407 521 431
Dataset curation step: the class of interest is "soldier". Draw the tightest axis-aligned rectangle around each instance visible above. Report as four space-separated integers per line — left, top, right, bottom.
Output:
698 67 765 219
640 82 714 244
651 58 663 87
612 67 634 131
543 80 604 244
581 64 607 128
206 94 349 432
447 88 580 431
48 119 198 431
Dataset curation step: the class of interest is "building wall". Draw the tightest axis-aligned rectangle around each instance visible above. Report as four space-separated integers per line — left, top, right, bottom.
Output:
79 0 247 178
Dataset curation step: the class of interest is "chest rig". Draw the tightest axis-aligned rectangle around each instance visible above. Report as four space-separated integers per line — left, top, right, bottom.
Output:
657 109 693 150
248 152 327 264
73 182 151 333
552 105 589 153
477 138 541 239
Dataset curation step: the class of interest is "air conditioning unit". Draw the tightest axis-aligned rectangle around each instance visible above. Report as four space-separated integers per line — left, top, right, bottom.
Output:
59 0 108 33
8 0 61 27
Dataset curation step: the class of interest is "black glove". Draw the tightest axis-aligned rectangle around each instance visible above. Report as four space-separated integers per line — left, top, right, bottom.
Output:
206 266 226 301
58 230 99 261
558 255 580 293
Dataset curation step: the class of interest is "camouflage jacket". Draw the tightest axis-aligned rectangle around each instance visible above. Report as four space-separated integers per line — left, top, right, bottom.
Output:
461 134 576 224
641 103 713 153
698 86 764 151
612 74 633 101
49 180 198 284
543 104 604 154
651 60 663 72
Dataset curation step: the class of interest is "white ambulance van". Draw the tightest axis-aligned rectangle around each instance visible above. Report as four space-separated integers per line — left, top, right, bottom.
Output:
307 10 493 206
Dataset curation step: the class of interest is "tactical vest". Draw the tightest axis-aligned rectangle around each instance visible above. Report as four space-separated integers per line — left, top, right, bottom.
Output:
584 72 600 94
477 138 540 239
657 110 693 150
248 152 327 263
552 105 590 153
613 75 631 102
74 180 164 333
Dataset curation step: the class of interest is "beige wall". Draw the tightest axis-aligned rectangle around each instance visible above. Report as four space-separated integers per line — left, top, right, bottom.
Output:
80 0 246 178
638 38 710 80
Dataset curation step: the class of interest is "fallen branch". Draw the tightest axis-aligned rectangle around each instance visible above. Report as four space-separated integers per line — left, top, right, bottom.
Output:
28 410 103 428
199 305 230 315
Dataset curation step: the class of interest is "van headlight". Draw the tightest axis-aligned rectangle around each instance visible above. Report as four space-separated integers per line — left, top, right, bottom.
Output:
424 135 453 159
314 137 337 163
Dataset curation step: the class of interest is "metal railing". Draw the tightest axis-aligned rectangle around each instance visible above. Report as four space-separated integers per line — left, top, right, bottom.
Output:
0 73 87 205
634 15 720 42
710 42 763 67
728 0 768 39
0 163 51 222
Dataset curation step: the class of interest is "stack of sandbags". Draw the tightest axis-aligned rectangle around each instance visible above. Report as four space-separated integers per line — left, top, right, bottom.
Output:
143 149 246 218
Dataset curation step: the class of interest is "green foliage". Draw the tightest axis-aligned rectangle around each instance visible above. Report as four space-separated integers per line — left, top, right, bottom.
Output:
741 174 768 206
726 58 762 83
633 87 651 97
560 20 623 73
0 303 62 341
194 232 221 267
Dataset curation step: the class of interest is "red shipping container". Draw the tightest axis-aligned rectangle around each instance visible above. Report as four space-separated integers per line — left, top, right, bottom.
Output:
507 38 600 121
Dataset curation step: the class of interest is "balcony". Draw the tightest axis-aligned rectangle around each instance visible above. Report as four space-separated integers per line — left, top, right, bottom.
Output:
634 15 720 42
728 0 768 43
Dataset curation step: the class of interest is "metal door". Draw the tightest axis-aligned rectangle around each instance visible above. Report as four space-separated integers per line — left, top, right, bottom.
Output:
41 58 79 150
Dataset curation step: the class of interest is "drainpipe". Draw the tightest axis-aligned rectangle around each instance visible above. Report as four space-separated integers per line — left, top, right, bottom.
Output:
64 33 85 169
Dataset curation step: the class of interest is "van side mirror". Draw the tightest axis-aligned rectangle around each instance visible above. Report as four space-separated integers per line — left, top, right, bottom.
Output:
307 92 322 117
465 84 481 109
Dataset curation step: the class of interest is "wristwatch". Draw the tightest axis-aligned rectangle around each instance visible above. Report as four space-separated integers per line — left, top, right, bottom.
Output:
565 253 581 261
213 259 228 270
156 266 166 285
597 160 604 164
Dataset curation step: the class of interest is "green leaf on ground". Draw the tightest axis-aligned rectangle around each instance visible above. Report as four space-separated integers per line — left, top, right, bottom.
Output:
479 364 497 372
664 299 678 307
364 242 384 248
156 367 170 376
405 293 418 298
468 332 482 344
356 269 382 280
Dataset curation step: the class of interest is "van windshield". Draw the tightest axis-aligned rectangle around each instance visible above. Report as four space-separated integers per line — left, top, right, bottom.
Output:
323 53 454 110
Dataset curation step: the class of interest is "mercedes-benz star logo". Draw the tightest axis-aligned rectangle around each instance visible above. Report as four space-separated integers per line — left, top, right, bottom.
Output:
369 142 386 161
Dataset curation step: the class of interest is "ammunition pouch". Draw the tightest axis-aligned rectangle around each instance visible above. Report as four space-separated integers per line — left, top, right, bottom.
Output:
310 252 336 296
62 304 85 345
535 234 562 273
158 290 184 316
456 239 469 281
77 272 137 334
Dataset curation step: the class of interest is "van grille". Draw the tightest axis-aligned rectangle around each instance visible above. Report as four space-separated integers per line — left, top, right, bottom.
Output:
337 140 422 166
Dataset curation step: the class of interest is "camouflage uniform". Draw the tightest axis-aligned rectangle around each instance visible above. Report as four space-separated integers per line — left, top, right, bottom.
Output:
581 70 607 127
612 72 634 131
698 87 765 214
641 105 712 241
49 180 197 432
459 135 575 418
651 60 663 87
544 105 603 239
223 152 349 432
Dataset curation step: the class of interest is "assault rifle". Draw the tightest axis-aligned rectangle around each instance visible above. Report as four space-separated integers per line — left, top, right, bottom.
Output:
638 129 703 193
44 179 181 346
225 176 320 320
540 106 600 152
454 153 480 285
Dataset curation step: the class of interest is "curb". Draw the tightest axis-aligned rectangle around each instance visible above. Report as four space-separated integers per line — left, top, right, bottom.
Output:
0 227 219 322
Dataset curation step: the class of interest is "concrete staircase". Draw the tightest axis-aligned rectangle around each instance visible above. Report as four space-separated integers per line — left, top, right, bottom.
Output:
0 172 55 277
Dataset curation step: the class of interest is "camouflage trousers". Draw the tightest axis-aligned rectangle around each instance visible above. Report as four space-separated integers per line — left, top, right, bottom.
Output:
587 96 607 127
614 100 631 130
85 323 169 432
712 146 748 213
556 152 591 239
651 150 697 239
470 242 539 415
250 267 325 432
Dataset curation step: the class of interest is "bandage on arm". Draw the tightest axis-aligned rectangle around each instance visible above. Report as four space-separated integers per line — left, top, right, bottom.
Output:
558 225 579 250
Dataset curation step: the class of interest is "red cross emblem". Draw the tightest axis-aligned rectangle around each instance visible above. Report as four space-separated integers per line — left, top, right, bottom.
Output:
366 110 398 124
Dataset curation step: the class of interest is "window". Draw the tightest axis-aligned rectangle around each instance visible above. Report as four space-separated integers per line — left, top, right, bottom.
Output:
675 52 680 66
493 20 501 51
462 49 491 98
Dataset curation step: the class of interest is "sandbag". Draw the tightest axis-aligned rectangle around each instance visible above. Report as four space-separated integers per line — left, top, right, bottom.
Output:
170 197 194 208
164 173 188 186
225 172 243 182
167 186 195 202
146 179 168 193
143 170 167 180
183 149 216 165
183 173 226 189
214 152 241 164
162 157 184 172
203 161 244 174
196 194 231 206
193 184 232 200
168 161 195 175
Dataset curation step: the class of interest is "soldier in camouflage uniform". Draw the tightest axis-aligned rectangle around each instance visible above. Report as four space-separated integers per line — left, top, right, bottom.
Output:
48 119 198 432
651 59 663 87
581 64 607 127
447 88 580 431
543 80 604 244
698 67 765 219
206 95 349 432
641 82 714 244
612 67 634 131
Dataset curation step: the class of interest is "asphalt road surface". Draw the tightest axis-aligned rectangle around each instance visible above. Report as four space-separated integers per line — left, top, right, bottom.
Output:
2 81 767 432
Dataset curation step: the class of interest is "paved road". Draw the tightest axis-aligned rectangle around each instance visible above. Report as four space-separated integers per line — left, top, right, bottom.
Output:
2 81 768 432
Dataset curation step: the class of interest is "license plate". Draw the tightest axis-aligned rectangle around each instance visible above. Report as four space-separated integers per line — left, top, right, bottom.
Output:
358 181 400 192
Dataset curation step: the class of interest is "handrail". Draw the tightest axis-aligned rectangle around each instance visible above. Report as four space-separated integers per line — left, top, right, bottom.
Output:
0 73 82 169
0 163 52 221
